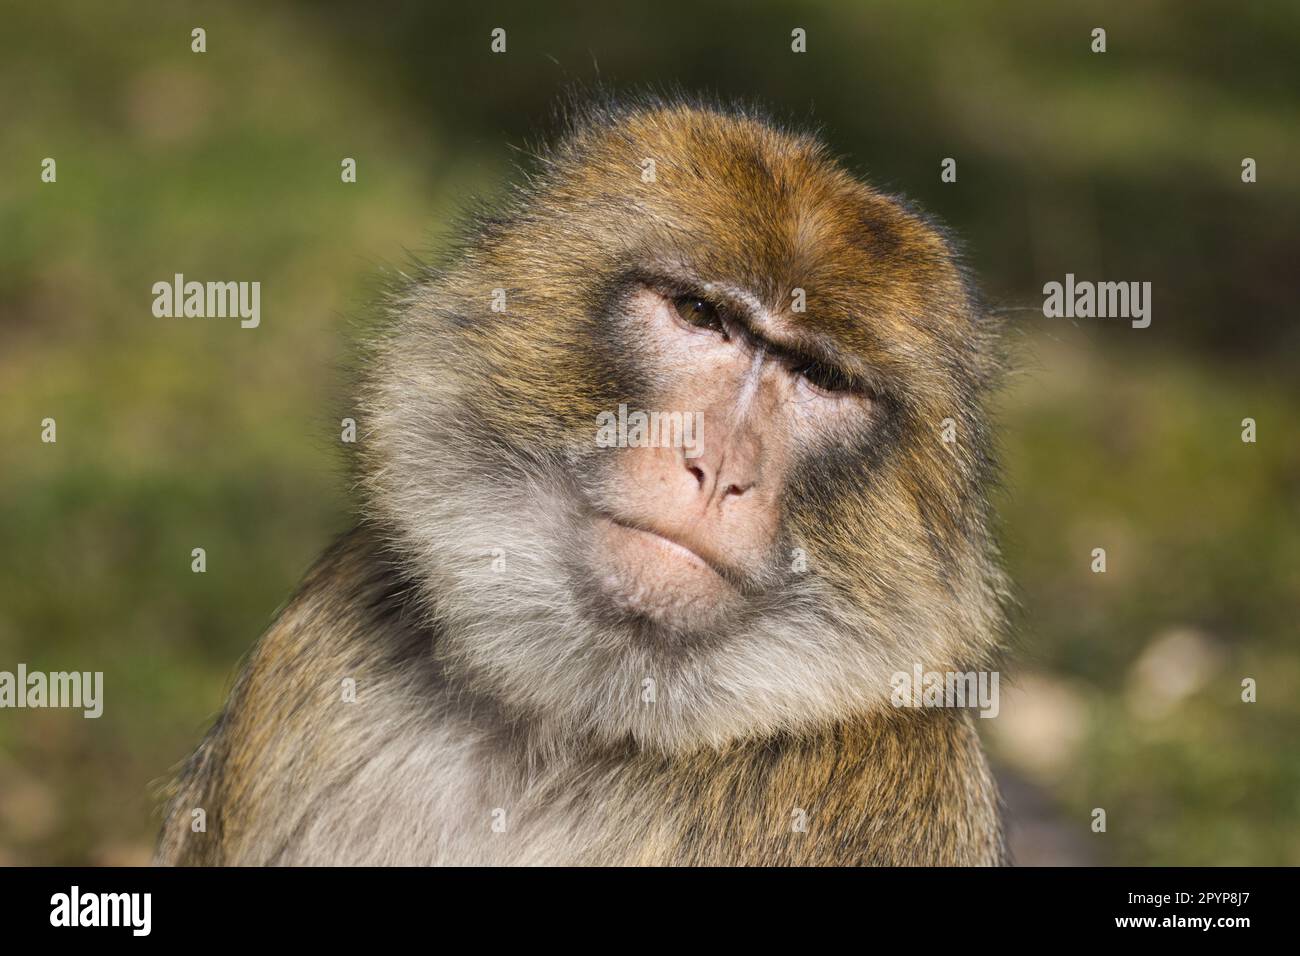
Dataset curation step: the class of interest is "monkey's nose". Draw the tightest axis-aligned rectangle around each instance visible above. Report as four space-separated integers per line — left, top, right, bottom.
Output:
683 448 756 506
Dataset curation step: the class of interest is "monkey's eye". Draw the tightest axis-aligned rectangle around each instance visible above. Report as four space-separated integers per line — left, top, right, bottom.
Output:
672 296 728 337
792 359 857 395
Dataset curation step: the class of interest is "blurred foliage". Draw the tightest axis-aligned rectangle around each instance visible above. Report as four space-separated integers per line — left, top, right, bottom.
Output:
0 0 1296 864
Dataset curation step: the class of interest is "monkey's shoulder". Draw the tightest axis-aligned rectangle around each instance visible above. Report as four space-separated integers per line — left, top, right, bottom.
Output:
157 527 435 864
601 711 1006 866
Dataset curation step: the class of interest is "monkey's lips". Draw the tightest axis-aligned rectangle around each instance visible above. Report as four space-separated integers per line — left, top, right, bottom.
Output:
592 517 742 628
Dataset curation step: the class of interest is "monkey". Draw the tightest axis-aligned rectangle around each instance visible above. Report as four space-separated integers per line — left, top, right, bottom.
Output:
156 95 1010 866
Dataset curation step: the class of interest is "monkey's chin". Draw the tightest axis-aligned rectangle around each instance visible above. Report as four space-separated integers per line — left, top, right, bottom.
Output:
591 518 742 633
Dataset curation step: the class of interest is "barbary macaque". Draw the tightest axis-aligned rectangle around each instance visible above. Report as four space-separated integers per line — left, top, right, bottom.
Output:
158 97 1010 866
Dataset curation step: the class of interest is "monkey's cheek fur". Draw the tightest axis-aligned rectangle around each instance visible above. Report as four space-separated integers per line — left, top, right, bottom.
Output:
592 518 742 631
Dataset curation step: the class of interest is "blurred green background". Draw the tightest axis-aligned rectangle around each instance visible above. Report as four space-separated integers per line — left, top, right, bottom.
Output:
1 0 1297 865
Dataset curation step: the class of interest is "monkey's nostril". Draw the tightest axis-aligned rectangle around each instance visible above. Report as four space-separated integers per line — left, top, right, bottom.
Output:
688 465 707 489
723 483 745 498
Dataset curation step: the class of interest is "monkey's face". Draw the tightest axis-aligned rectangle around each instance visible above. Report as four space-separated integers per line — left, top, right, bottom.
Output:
583 284 873 635
366 103 1005 751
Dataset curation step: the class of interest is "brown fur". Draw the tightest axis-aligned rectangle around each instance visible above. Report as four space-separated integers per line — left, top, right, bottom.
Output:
159 96 1009 866
159 528 1004 865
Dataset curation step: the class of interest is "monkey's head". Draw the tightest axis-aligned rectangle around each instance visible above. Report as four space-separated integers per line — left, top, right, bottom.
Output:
364 98 1006 752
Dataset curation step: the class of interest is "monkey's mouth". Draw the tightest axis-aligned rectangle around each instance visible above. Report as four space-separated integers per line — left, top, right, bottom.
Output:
590 515 744 628
605 517 724 574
